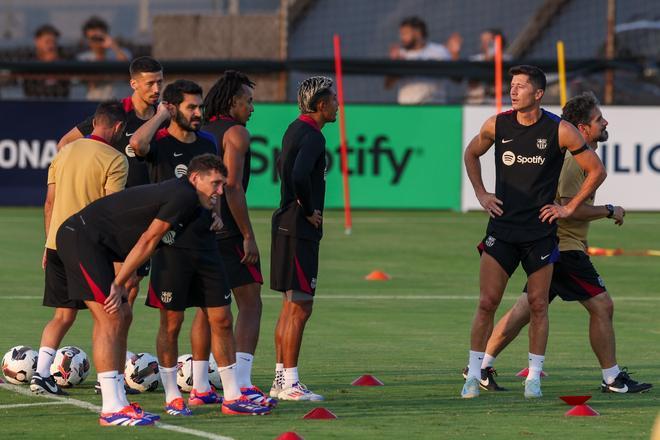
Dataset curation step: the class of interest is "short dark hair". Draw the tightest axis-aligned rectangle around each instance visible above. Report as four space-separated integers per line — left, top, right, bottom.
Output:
509 65 547 91
203 70 255 122
129 56 163 77
34 24 60 38
93 100 127 127
163 80 203 107
82 16 109 35
188 153 227 177
400 16 427 39
562 91 600 127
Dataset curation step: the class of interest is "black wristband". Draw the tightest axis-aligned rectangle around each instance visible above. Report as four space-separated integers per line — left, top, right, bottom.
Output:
606 204 614 218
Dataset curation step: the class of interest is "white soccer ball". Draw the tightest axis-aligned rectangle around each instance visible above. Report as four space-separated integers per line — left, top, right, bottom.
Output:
2 345 37 385
50 346 90 387
126 351 136 363
209 355 222 390
176 354 194 392
125 352 160 392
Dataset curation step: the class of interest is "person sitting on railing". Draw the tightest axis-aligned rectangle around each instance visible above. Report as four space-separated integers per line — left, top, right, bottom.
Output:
22 24 71 99
76 16 132 101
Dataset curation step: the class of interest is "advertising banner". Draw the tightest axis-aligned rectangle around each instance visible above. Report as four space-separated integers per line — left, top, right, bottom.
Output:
461 106 660 211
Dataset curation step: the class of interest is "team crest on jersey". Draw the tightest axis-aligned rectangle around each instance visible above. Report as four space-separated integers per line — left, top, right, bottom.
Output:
161 231 176 245
310 277 317 289
536 138 548 150
125 145 136 157
485 236 496 247
175 164 188 178
160 291 173 304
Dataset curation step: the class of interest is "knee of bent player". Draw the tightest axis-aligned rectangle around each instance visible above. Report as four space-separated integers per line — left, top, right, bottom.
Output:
527 295 549 317
477 294 501 315
589 293 614 320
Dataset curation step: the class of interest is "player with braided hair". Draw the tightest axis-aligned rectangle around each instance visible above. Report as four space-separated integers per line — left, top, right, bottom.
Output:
269 76 337 401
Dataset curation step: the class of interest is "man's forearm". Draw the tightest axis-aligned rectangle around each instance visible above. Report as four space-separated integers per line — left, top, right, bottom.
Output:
225 186 255 239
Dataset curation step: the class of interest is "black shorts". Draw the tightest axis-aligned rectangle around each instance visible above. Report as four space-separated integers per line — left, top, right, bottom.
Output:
477 234 559 277
43 248 86 309
136 260 151 277
524 250 607 302
217 235 263 289
270 233 319 296
56 217 119 305
146 246 231 311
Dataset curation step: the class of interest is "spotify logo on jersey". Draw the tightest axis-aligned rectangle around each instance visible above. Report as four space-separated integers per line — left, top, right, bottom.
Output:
174 164 188 178
502 151 516 166
125 145 136 158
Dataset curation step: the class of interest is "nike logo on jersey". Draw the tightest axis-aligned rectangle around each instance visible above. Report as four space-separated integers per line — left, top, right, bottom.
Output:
502 138 514 143
541 254 550 260
173 153 183 157
125 131 136 137
224 293 231 300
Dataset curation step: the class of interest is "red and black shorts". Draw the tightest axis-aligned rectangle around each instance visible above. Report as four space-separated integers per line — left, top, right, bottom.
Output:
217 235 263 289
55 217 123 306
477 234 559 277
43 248 86 309
146 245 231 311
524 250 607 302
270 233 319 296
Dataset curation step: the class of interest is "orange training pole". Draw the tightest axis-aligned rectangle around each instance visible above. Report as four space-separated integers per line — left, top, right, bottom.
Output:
494 35 503 113
333 34 352 235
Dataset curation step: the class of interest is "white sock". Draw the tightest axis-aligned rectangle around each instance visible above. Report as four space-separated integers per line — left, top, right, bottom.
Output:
98 370 124 413
275 363 284 386
116 373 129 406
283 367 299 389
602 365 621 385
192 360 211 393
36 346 56 378
160 366 182 404
481 353 496 369
236 352 254 388
527 353 545 381
218 363 241 401
468 350 484 380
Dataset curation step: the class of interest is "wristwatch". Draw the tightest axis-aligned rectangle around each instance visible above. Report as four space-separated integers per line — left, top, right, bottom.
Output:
605 204 614 218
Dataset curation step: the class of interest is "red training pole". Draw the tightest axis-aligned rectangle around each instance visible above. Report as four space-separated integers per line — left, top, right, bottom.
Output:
494 35 503 113
333 34 353 235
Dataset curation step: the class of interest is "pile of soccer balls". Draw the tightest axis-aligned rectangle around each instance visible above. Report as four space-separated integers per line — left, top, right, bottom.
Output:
2 345 91 387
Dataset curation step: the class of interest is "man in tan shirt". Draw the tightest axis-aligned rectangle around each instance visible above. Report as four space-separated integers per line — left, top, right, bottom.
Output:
463 92 652 394
30 101 128 396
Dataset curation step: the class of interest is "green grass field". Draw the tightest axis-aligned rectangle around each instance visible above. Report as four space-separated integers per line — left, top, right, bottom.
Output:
0 208 658 439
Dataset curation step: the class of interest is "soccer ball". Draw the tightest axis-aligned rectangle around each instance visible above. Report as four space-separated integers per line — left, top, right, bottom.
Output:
50 346 90 387
209 355 222 390
125 352 160 392
126 351 136 363
176 354 222 392
2 345 37 385
176 354 194 392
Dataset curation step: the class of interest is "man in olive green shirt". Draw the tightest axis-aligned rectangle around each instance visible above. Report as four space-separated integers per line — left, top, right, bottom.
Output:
463 92 652 394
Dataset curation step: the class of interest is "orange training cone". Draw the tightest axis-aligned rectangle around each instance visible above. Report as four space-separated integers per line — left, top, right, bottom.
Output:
351 374 384 386
276 432 305 440
365 270 391 281
303 407 337 419
515 367 547 378
565 404 600 416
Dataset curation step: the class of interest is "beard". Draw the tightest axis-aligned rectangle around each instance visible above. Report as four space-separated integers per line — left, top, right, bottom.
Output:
597 129 609 142
175 109 201 132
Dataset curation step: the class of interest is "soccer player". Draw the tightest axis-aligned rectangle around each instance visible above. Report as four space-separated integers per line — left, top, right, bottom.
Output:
269 76 337 401
130 80 270 416
30 101 128 397
58 56 164 305
466 92 652 394
462 65 606 399
201 71 275 406
55 153 226 426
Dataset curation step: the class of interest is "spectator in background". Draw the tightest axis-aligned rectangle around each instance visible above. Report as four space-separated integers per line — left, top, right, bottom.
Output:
77 16 132 100
385 16 462 104
466 29 511 104
23 24 71 99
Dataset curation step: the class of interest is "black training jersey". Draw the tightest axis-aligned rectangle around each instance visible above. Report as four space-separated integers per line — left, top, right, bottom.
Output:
272 115 327 242
202 116 251 240
77 97 163 188
489 108 564 242
72 178 202 260
144 128 218 250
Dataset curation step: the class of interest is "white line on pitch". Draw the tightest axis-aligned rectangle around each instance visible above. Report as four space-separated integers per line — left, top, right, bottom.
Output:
0 401 62 410
0 383 234 440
